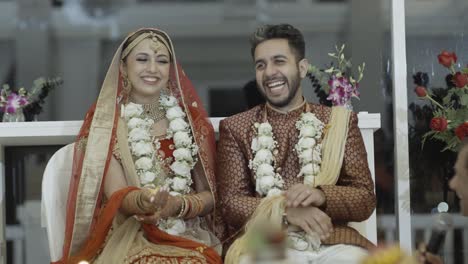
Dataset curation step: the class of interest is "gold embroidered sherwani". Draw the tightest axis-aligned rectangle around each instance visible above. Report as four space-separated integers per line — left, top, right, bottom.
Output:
216 102 376 251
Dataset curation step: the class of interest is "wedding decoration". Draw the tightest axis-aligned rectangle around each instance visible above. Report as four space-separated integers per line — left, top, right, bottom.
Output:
307 44 365 110
413 50 467 152
409 50 468 206
0 77 62 122
248 111 325 251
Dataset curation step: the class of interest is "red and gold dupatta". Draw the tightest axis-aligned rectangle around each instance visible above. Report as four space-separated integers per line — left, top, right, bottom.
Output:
56 28 221 264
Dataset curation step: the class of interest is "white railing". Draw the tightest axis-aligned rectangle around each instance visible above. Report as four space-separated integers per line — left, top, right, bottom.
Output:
0 114 380 263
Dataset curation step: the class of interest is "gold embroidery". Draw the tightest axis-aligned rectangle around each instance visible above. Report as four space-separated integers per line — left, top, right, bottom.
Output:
195 246 206 253
124 245 207 264
76 137 88 151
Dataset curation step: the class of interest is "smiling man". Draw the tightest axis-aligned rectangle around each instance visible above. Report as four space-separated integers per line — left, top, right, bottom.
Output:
216 24 376 263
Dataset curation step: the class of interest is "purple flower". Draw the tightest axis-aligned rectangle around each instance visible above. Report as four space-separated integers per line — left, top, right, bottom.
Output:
327 75 360 106
327 86 346 105
3 93 28 113
352 83 360 97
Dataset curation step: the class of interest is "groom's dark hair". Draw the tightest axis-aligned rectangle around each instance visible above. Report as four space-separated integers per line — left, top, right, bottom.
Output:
250 24 305 61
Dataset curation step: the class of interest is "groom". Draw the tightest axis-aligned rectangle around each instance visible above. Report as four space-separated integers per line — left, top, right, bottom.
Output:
216 24 376 263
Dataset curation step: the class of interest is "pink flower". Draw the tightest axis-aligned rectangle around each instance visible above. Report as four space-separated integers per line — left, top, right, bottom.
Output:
327 86 345 106
3 93 28 113
352 83 360 97
327 75 358 106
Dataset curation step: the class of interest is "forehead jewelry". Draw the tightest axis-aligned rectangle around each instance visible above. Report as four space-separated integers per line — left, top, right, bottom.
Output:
149 32 163 54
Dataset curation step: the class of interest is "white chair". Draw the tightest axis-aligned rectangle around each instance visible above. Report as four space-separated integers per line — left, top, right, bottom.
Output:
41 143 74 262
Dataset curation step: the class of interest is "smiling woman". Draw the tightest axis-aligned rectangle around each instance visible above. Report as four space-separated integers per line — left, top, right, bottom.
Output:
55 28 223 263
120 34 171 104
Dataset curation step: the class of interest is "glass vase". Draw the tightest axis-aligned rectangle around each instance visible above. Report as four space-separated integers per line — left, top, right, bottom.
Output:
344 101 353 111
2 110 25 122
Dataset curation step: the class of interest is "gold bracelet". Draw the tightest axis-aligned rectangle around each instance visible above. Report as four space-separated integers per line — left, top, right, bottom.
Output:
177 196 188 219
185 194 204 219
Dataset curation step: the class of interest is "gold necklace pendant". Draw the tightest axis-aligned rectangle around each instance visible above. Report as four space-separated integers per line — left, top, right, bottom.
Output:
142 102 166 122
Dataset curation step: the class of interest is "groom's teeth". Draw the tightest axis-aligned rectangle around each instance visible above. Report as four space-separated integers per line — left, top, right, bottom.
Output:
267 81 285 88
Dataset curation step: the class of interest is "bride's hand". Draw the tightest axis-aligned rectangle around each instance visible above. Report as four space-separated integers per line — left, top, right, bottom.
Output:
134 211 162 225
135 195 182 224
141 186 170 213
158 195 183 219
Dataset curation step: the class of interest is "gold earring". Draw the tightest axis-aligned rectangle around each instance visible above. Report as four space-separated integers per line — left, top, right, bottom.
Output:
123 75 131 92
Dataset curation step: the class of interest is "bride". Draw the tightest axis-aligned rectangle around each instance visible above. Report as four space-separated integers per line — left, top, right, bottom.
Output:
57 28 223 263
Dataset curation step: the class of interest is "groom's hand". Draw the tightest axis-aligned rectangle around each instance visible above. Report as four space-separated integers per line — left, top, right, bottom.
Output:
285 184 326 208
285 206 333 240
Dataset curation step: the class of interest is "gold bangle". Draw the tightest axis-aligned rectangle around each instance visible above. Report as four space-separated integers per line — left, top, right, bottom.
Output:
185 194 204 219
176 196 187 218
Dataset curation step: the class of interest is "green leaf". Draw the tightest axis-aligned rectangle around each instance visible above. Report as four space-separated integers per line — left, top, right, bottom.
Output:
462 67 468 74
442 95 451 105
461 94 468 106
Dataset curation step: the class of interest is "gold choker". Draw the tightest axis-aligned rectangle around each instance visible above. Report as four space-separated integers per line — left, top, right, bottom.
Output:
142 101 166 122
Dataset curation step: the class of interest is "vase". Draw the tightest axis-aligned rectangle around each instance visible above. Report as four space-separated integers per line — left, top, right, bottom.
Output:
344 101 353 111
2 110 25 122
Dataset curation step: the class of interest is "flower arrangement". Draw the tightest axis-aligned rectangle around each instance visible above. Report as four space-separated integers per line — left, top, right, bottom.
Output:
412 50 468 152
307 44 365 109
0 77 62 121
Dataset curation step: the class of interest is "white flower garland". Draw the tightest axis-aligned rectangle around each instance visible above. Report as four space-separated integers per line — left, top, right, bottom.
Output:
122 94 199 235
249 112 324 197
294 112 325 186
122 102 161 188
249 111 325 251
159 94 199 195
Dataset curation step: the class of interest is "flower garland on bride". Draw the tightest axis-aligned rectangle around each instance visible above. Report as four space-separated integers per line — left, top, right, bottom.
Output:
122 93 199 235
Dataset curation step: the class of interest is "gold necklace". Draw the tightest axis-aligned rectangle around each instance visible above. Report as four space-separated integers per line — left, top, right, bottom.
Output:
142 101 166 122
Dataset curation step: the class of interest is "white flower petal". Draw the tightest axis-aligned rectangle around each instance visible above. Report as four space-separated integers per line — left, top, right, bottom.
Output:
166 106 186 120
170 161 192 177
135 157 153 170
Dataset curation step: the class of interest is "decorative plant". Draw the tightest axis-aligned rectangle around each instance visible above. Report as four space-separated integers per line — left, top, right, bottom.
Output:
0 77 62 121
413 51 468 152
307 44 365 109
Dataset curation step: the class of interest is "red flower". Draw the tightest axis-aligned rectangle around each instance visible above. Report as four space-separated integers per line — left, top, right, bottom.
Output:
414 86 427 97
455 122 468 140
453 72 468 88
430 117 448 132
437 51 457 68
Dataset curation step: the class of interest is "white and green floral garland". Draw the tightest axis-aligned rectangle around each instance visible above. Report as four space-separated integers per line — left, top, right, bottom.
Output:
122 93 198 235
249 111 325 251
249 112 324 197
